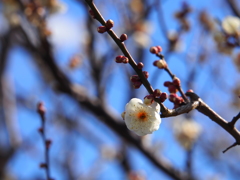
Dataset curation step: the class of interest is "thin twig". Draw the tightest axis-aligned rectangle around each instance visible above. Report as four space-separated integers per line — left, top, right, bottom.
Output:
223 142 238 153
228 112 240 128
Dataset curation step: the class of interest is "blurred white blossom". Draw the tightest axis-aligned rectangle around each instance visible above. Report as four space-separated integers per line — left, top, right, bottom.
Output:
173 118 201 149
222 16 240 35
123 98 161 136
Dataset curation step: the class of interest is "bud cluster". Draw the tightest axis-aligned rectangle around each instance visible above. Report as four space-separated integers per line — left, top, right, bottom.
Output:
149 46 162 54
130 71 149 89
130 75 142 89
97 19 114 34
168 93 184 109
143 89 168 105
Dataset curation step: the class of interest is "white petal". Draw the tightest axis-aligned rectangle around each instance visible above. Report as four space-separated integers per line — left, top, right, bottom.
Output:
222 16 240 35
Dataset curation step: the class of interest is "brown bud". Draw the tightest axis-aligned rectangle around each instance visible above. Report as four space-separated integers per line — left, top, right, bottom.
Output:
137 62 144 69
173 77 181 87
163 81 172 87
115 55 124 63
168 84 178 93
156 46 162 53
130 75 140 82
97 26 107 33
132 81 142 89
150 46 158 54
105 19 114 30
120 34 128 42
169 93 177 103
143 71 149 79
122 57 129 64
38 127 44 134
37 102 46 117
153 89 161 98
45 140 52 149
159 92 168 102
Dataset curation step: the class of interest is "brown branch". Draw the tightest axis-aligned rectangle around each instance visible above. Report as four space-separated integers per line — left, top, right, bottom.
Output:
17 20 194 180
84 0 171 113
186 92 240 151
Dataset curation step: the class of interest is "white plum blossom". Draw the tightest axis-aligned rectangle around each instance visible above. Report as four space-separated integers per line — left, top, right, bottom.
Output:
123 98 161 136
173 118 202 149
222 16 240 35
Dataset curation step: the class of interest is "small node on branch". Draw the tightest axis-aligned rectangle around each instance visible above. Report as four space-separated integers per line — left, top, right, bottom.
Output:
37 102 46 118
105 19 114 30
137 62 144 69
97 26 107 33
228 112 240 128
45 140 52 149
120 34 128 42
38 127 44 134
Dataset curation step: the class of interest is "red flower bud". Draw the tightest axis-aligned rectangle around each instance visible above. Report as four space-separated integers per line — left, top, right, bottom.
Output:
153 89 161 98
97 26 107 33
143 71 149 79
169 93 177 103
115 55 124 63
130 75 140 82
173 77 181 87
168 84 178 93
159 92 168 102
122 57 129 64
137 62 144 69
132 81 142 89
175 97 184 104
150 46 158 54
156 46 162 53
163 81 172 87
144 94 154 105
105 19 114 30
120 34 128 42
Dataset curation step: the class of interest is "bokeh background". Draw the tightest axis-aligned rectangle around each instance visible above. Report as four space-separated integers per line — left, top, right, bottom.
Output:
0 0 240 180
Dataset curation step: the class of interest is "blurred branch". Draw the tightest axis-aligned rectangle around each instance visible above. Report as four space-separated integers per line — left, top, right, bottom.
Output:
226 0 240 17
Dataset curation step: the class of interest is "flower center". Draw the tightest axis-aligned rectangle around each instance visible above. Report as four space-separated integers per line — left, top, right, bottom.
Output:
137 111 148 121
